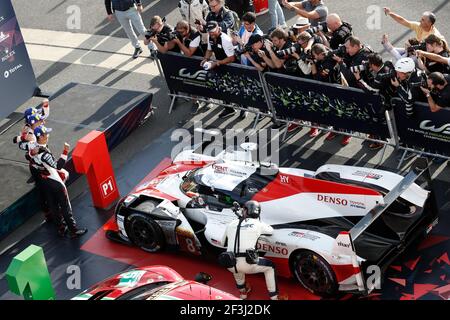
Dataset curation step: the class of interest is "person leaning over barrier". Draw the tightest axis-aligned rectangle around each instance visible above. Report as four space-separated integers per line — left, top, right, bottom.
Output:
232 11 263 67
200 21 237 118
416 35 450 74
383 8 445 42
420 72 450 112
222 201 287 300
353 53 397 150
105 0 146 59
391 57 428 117
144 16 177 57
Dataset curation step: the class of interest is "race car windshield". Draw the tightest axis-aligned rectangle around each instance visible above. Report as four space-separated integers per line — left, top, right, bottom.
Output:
117 281 172 300
180 168 201 194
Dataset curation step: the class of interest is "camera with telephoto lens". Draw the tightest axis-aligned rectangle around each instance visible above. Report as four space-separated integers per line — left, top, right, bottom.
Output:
326 44 346 58
306 22 329 35
276 43 301 58
410 72 429 89
286 27 300 39
350 61 370 73
377 68 397 81
145 30 157 40
407 42 427 54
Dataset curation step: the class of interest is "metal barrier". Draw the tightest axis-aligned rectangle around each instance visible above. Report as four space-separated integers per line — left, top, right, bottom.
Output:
156 52 450 163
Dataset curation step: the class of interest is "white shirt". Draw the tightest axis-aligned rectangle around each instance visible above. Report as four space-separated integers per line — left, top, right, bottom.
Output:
207 33 236 58
226 218 273 253
178 0 209 26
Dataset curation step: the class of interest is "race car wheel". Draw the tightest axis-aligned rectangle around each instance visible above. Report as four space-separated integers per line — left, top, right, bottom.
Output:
126 212 165 253
292 250 338 297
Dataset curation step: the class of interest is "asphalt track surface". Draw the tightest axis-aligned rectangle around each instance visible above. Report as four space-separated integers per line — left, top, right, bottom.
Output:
0 0 449 300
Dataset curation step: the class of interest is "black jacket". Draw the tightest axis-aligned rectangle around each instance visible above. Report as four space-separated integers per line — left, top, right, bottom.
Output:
105 0 141 15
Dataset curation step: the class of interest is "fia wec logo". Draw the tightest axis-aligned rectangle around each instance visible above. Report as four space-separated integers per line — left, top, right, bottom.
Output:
419 120 450 136
179 68 208 81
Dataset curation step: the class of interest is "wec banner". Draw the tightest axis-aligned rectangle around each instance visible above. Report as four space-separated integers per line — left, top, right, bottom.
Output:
158 52 268 112
0 0 37 119
393 100 450 157
264 73 391 139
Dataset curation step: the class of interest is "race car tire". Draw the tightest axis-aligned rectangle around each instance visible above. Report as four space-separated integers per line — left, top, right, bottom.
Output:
126 212 165 253
292 250 338 297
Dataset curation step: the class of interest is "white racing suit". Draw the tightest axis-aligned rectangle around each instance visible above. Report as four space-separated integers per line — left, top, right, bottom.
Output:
225 217 278 299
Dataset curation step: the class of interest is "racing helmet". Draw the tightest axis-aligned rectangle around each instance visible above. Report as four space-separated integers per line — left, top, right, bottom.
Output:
394 57 415 73
243 201 261 219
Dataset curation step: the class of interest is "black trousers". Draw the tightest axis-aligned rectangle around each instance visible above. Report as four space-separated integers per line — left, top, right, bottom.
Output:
30 165 50 216
40 177 77 232
226 0 255 18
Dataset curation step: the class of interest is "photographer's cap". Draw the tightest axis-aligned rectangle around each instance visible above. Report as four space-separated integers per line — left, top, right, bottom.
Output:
247 34 263 46
293 17 310 29
206 21 219 33
34 125 52 138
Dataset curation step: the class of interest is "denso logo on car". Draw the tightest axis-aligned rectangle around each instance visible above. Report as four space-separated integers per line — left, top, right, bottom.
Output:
317 194 348 206
212 164 228 174
257 243 288 255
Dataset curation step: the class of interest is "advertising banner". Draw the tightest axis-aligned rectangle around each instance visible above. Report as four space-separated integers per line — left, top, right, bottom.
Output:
158 52 268 112
393 99 450 157
0 0 37 119
265 72 390 138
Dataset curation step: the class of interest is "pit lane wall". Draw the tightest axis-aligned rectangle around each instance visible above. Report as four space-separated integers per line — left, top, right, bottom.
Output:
158 52 449 158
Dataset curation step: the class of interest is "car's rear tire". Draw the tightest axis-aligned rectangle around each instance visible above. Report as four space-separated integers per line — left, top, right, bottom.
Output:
292 250 338 297
126 211 165 253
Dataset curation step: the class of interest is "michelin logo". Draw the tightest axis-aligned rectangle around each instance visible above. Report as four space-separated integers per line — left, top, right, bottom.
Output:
4 64 23 78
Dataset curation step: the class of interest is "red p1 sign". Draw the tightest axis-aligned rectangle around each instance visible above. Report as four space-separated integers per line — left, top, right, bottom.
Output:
72 131 120 209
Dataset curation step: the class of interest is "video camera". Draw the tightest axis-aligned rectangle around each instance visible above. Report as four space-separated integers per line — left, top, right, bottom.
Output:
306 22 329 35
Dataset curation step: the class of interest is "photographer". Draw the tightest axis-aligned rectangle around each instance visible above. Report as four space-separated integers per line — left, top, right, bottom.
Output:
354 53 397 150
416 50 450 68
324 14 353 50
172 20 204 57
200 21 236 118
231 12 263 66
420 72 450 112
334 36 373 88
419 34 450 74
391 57 427 116
199 0 235 34
382 34 421 64
264 28 298 76
144 16 177 55
292 31 324 77
240 34 269 72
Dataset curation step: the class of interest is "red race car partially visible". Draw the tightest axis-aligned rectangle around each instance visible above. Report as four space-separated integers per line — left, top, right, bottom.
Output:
72 266 238 300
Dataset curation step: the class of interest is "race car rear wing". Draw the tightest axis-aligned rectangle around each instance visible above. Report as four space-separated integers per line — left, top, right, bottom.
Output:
350 157 431 241
332 158 434 294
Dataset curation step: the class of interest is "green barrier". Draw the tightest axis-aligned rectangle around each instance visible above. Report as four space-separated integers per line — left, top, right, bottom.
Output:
6 244 55 300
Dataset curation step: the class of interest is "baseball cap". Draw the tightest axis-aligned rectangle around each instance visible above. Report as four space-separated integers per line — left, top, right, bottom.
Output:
247 34 263 46
26 114 43 125
206 21 219 32
34 125 52 138
293 17 310 29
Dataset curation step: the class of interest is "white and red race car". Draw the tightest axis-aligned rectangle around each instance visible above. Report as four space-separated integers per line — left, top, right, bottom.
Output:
107 142 438 297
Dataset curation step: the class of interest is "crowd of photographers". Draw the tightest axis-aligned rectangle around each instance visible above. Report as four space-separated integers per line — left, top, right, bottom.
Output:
124 0 450 150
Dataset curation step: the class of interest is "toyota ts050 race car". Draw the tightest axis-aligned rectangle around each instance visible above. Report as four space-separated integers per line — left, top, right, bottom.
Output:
73 266 238 300
106 141 438 297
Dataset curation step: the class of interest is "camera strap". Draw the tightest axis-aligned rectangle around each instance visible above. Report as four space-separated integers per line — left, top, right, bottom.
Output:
233 218 243 273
